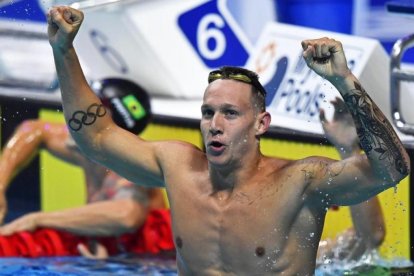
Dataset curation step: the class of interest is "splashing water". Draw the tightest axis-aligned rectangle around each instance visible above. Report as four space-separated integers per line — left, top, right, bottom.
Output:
315 230 413 275
315 249 413 276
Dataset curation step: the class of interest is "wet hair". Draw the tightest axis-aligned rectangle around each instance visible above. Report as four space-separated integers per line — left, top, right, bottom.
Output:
208 66 266 112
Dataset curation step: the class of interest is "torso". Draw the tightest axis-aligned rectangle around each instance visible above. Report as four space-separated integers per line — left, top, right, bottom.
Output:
162 147 326 275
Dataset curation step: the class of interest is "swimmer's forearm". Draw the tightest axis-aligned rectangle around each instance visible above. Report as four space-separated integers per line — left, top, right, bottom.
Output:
0 156 19 192
331 74 410 185
53 47 94 107
36 199 147 236
0 121 44 191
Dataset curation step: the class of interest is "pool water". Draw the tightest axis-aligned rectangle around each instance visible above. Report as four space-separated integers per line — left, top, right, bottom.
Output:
0 252 412 275
0 254 177 276
315 249 414 276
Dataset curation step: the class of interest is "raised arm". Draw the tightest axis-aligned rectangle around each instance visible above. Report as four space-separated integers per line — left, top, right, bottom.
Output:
301 37 410 205
319 98 385 257
47 6 166 187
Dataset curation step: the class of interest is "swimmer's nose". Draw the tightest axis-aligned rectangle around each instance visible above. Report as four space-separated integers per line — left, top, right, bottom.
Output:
209 114 223 135
209 127 223 136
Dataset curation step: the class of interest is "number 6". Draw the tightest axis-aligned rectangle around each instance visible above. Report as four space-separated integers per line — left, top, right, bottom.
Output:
197 14 226 60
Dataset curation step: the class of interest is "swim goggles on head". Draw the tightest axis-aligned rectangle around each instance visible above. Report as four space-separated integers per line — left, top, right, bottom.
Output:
208 70 266 97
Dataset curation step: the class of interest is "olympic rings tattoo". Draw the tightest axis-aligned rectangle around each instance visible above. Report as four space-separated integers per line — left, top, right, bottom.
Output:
68 103 107 131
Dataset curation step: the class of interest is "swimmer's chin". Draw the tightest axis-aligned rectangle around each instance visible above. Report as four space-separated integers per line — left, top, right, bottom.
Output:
205 153 234 168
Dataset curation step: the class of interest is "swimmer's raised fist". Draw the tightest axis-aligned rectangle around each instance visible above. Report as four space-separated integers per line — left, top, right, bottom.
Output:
301 37 351 82
47 6 84 51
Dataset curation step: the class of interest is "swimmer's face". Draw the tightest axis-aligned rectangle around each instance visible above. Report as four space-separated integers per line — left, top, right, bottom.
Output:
201 79 266 166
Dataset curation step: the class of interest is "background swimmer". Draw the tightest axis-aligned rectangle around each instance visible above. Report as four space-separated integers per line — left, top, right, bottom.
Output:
0 78 170 257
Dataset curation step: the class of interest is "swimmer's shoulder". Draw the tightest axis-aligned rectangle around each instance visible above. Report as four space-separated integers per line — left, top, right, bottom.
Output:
155 140 203 152
281 156 336 177
296 155 335 165
261 156 294 175
154 140 205 161
267 155 335 172
152 140 206 175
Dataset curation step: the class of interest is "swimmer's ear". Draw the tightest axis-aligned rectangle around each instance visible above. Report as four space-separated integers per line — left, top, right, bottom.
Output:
256 112 271 136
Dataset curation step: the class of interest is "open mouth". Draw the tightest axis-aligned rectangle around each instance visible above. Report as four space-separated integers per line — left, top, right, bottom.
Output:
208 141 225 153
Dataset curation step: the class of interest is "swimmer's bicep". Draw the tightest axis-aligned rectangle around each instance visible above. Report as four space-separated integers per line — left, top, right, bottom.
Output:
97 128 165 187
116 140 199 188
306 156 382 205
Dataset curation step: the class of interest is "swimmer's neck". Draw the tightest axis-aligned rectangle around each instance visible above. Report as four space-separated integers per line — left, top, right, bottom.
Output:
209 153 264 191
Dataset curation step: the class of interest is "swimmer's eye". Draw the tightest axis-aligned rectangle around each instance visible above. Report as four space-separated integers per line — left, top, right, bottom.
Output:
201 109 214 118
224 109 238 118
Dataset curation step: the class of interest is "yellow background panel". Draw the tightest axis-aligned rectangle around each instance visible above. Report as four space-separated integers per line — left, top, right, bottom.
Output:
261 137 410 259
141 122 203 148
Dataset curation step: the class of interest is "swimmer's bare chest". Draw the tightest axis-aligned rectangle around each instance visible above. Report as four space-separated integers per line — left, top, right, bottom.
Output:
168 173 319 274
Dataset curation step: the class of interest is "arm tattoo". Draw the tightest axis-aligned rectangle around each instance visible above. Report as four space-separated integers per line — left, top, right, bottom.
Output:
343 82 408 176
68 103 107 131
301 161 345 182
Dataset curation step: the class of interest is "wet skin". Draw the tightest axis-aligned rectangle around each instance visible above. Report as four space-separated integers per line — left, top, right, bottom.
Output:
162 80 327 275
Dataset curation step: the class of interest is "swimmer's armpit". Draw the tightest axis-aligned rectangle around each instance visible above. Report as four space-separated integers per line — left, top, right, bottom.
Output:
68 103 107 131
343 81 409 178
